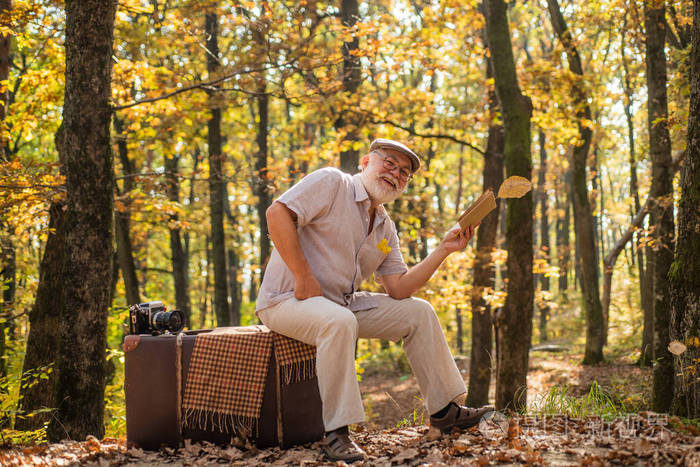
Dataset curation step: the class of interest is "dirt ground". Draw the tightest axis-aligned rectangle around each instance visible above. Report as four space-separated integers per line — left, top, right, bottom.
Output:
359 351 652 430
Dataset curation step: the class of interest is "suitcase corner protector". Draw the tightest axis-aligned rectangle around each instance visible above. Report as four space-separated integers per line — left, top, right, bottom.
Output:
123 334 141 353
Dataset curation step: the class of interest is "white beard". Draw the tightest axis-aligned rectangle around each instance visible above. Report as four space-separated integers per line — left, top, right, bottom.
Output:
361 170 404 205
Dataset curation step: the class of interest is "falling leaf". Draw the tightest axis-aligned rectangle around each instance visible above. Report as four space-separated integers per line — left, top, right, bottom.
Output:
668 340 687 355
497 176 532 198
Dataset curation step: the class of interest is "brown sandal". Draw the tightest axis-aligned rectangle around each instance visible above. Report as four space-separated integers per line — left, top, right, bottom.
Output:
320 430 366 463
430 402 495 434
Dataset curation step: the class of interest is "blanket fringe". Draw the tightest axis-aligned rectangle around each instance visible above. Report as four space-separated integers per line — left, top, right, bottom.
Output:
183 408 259 438
279 358 316 385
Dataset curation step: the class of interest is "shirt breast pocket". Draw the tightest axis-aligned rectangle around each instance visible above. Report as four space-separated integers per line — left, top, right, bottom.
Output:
358 242 388 282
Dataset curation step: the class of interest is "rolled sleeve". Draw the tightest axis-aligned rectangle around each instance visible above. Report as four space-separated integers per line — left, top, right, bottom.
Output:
276 168 342 227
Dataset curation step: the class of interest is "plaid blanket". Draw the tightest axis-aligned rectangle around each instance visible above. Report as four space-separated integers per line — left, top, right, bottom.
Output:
182 326 316 438
273 332 316 385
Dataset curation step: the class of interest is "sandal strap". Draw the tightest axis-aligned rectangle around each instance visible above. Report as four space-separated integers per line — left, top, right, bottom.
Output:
322 431 366 461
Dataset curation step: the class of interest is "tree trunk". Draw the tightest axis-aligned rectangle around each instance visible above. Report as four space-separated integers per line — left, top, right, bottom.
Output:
223 185 241 326
17 201 64 430
547 0 604 364
485 0 534 412
639 250 654 365
200 235 212 329
467 54 504 407
227 248 241 326
183 148 200 317
621 21 653 366
16 126 66 431
418 153 433 262
670 0 699 417
591 145 601 273
418 74 438 261
47 0 116 441
556 168 571 297
250 11 272 300
113 116 140 306
335 0 361 173
596 147 608 346
206 12 229 327
643 240 655 361
645 0 676 413
537 130 551 342
254 83 271 280
114 212 139 305
248 232 258 302
164 153 191 323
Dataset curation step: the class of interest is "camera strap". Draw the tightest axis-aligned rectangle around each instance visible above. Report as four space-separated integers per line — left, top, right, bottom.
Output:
176 332 183 446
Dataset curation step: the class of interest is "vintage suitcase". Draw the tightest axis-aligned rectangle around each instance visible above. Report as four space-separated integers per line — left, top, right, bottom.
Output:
124 328 324 450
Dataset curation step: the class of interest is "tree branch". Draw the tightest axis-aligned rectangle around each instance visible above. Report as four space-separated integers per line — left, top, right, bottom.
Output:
667 4 691 49
664 16 683 50
111 61 295 111
369 117 486 155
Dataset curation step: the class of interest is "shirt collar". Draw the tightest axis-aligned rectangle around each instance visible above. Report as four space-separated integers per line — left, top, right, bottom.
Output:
352 173 369 202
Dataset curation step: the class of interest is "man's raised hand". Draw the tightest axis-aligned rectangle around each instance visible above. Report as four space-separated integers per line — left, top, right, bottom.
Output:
441 224 476 254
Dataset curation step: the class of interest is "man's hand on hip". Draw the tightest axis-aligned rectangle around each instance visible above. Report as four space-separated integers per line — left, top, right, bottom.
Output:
267 201 322 300
294 272 322 300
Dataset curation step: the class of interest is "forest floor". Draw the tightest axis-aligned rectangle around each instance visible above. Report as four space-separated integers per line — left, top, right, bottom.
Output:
2 350 700 466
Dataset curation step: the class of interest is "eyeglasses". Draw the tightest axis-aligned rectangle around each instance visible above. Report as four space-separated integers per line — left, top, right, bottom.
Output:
373 151 413 183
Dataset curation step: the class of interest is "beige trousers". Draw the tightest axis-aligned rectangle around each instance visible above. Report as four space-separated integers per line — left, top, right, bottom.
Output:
258 294 467 431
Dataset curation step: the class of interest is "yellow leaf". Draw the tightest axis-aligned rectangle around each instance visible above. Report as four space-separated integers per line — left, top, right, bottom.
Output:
497 176 532 199
376 238 391 254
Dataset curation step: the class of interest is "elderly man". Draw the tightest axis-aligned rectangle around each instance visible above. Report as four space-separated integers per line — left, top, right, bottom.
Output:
256 138 493 462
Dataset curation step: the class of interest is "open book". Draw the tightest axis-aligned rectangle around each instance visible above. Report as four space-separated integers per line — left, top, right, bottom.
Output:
457 188 497 232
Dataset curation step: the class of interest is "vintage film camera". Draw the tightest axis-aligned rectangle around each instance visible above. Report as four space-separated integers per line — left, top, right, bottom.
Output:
129 301 185 335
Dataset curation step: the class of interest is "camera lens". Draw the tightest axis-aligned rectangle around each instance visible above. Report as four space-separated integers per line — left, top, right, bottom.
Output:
167 309 184 332
152 309 185 333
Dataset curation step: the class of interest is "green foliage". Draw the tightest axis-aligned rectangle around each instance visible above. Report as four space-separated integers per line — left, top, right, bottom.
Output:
668 416 700 435
238 302 259 327
104 350 125 438
0 426 47 446
529 381 628 420
396 407 424 429
359 343 411 378
0 365 52 445
103 307 128 438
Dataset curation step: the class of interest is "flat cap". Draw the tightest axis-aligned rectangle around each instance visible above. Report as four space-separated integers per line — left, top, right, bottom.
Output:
369 138 421 172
